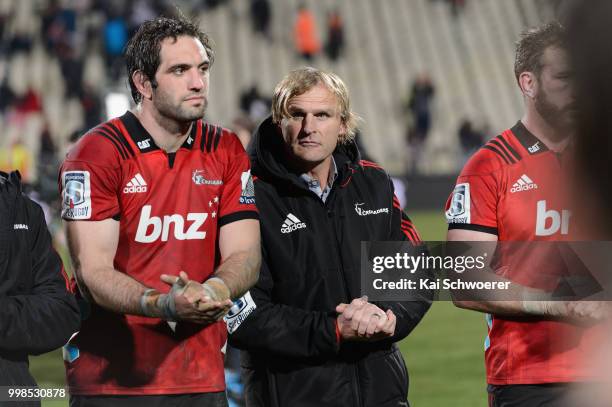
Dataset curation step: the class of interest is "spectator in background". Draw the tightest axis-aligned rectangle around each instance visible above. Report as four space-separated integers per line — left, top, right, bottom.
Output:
293 4 320 61
36 127 60 203
0 136 33 185
231 115 256 149
239 85 271 124
103 11 128 81
448 0 466 18
325 9 345 62
250 0 272 40
457 118 484 166
405 73 435 173
57 43 84 98
80 84 103 130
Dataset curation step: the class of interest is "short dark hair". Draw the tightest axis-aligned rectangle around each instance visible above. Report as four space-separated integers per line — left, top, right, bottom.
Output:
514 22 566 84
125 15 214 103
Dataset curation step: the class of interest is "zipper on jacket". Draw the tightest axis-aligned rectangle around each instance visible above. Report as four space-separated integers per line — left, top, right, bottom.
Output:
323 186 363 407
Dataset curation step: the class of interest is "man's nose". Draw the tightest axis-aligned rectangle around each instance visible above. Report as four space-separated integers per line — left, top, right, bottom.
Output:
189 70 205 91
302 114 315 134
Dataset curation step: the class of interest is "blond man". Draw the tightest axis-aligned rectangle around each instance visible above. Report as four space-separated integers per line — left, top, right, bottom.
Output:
228 67 430 407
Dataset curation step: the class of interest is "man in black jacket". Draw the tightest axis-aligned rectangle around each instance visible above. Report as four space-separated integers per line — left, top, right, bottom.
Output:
229 67 431 406
0 171 80 401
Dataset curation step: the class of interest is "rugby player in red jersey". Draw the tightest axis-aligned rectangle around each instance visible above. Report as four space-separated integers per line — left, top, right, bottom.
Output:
59 15 260 407
446 22 607 406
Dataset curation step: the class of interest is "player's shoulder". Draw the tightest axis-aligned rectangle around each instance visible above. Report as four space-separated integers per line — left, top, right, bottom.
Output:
199 122 243 155
461 131 524 176
64 117 132 168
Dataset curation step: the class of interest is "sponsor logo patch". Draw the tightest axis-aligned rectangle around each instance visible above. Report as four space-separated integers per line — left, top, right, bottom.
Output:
445 183 470 224
281 213 306 233
240 170 256 204
224 291 257 334
137 139 151 150
510 174 537 193
528 142 540 154
354 202 389 216
124 173 148 194
61 171 92 220
192 169 223 186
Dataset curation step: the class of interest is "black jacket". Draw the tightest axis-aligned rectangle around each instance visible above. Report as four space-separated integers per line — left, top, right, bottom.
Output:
229 118 431 407
0 172 80 389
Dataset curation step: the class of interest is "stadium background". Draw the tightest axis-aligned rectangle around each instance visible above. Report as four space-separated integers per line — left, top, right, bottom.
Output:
0 0 562 405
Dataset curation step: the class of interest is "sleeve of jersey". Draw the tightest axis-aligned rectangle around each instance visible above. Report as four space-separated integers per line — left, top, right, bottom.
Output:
217 135 259 228
59 135 121 221
445 153 499 235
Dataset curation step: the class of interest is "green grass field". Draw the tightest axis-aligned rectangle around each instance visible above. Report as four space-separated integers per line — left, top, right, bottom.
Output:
31 210 488 407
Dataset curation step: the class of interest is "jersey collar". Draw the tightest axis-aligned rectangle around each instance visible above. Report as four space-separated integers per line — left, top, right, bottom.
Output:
511 120 550 155
120 111 198 153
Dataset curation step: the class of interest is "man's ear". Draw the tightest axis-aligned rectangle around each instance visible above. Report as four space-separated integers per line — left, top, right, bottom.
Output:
519 72 538 99
132 71 154 100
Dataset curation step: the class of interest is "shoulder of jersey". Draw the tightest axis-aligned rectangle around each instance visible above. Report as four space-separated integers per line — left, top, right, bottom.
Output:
199 123 242 154
65 118 131 166
462 132 524 175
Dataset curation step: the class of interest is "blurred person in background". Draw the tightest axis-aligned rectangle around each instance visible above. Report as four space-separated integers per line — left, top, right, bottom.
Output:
563 0 612 404
59 15 260 407
564 0 612 236
0 171 80 402
103 10 128 82
239 84 271 124
230 115 256 149
325 8 345 62
446 22 609 406
250 0 272 41
405 73 435 174
0 135 33 185
457 117 485 167
293 4 320 61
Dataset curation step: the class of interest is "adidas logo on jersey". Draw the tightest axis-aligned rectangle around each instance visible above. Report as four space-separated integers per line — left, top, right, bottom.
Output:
280 213 306 234
124 173 148 194
510 174 537 193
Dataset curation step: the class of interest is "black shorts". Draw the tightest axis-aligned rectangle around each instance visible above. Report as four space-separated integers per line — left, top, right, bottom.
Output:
487 384 569 407
69 392 228 407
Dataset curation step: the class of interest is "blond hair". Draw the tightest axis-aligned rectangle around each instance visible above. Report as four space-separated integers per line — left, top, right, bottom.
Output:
271 67 360 143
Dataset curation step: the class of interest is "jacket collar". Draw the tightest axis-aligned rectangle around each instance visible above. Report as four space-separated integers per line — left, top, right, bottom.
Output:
248 116 361 191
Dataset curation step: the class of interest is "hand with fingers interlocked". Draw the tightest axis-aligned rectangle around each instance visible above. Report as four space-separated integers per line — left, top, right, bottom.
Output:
159 271 233 323
335 296 396 342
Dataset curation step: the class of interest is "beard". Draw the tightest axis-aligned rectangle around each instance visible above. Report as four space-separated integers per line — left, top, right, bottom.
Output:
534 91 575 132
153 89 208 123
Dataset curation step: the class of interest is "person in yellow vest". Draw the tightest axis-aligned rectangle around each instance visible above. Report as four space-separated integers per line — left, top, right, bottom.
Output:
0 136 32 184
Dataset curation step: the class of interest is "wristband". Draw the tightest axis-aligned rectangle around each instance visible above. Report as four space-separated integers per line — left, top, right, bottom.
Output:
203 277 230 301
140 288 158 317
157 292 178 321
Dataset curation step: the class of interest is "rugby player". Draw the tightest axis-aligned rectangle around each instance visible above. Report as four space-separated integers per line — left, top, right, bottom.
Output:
59 15 260 407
